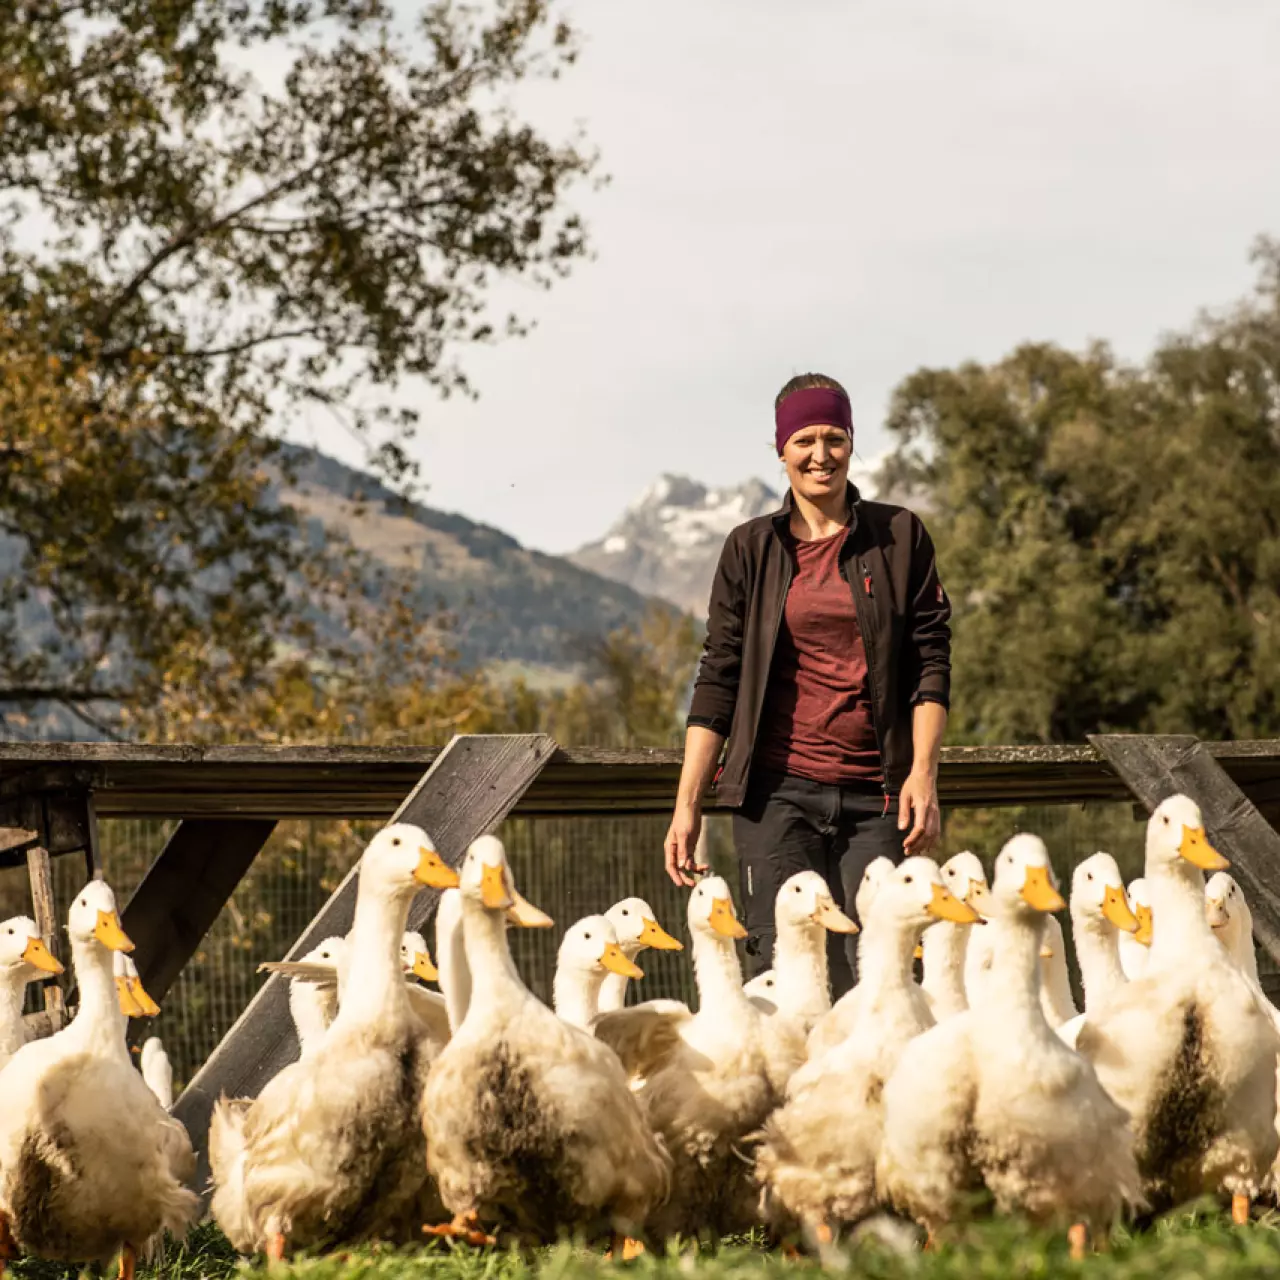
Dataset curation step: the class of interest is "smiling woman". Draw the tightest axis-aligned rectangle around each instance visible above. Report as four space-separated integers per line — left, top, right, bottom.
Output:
663 373 952 996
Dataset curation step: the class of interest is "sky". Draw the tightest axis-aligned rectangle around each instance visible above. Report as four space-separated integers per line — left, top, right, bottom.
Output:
294 0 1280 555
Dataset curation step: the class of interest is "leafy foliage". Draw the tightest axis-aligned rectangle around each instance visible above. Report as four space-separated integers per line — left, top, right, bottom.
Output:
124 600 703 748
0 0 593 724
883 238 1280 743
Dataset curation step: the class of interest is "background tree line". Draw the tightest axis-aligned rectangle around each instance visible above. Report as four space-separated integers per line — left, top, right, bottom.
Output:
2 1 1277 751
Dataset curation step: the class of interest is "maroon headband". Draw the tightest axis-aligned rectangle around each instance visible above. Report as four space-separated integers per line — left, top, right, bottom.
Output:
775 387 853 454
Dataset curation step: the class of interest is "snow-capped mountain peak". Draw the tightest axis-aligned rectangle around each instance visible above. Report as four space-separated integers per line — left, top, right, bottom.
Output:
571 458 886 614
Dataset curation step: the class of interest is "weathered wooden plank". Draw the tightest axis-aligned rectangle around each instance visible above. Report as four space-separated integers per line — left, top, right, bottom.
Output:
25 847 65 1034
120 819 278 1012
0 739 1278 820
1 738 1276 767
1089 734 1280 965
0 826 37 856
172 733 558 1198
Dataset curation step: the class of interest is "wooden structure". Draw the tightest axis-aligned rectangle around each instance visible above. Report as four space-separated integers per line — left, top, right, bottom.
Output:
2 732 1280 1190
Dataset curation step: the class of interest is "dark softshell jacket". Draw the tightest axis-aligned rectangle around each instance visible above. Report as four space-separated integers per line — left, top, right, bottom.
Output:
686 484 952 807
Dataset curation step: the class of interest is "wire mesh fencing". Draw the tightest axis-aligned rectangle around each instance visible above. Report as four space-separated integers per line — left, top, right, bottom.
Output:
0 797 1271 1089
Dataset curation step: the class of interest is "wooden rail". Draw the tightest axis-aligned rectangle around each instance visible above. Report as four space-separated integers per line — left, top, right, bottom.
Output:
1 738 1278 820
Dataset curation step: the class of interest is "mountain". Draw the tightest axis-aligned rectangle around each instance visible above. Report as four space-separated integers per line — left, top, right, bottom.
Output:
1 447 676 738
570 455 886 615
281 447 671 682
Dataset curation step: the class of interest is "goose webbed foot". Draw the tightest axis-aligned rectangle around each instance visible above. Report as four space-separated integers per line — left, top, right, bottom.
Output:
1068 1222 1088 1260
604 1234 645 1261
423 1210 496 1247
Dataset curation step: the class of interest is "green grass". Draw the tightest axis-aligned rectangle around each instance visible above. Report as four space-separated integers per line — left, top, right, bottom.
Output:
10 1207 1280 1280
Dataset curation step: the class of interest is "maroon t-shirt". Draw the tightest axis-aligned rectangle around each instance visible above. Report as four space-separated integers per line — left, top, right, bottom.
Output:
756 527 882 785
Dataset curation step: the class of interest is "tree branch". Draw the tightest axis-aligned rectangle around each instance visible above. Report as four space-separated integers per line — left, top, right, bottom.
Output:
0 686 132 704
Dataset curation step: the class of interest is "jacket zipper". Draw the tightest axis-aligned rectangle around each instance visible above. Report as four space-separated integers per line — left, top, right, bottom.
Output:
850 553 891 807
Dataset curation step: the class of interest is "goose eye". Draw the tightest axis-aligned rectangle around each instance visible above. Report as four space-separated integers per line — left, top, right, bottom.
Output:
620 909 629 915
903 875 913 884
1162 816 1170 826
793 885 802 894
392 837 401 847
1087 872 1094 881
584 932 592 940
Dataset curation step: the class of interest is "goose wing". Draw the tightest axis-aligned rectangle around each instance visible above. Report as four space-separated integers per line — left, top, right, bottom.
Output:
591 999 693 1078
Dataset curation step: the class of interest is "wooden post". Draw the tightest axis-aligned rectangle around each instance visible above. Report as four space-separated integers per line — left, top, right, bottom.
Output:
1089 734 1280 966
172 733 558 1200
25 846 65 1033
120 819 278 1009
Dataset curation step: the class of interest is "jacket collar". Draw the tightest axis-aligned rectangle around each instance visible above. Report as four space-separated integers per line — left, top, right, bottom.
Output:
770 481 863 536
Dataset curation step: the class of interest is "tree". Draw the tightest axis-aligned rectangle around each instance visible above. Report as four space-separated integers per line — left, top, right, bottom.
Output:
882 237 1280 744
0 0 593 728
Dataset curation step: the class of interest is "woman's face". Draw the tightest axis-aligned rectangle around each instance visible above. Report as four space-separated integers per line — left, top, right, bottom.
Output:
781 424 852 505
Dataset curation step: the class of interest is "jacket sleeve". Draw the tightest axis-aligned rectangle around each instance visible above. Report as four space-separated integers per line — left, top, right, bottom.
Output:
905 514 952 709
686 532 746 737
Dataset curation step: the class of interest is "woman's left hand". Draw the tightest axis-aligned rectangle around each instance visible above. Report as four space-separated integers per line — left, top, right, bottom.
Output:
898 769 941 854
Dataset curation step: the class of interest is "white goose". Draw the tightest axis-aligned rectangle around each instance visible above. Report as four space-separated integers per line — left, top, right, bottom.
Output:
400 930 438 983
553 915 643 1030
1118 878 1153 979
921 852 990 1021
209 824 459 1257
1074 795 1280 1220
1055 853 1138 1049
1036 914 1079 1028
421 835 669 1253
744 968 777 1012
0 880 197 1277
760 871 858 1036
284 936 347 1059
593 875 777 1242
259 928 448 1060
140 1037 174 1111
1205 872 1280 1198
1205 873 1262 986
805 859 899 1058
0 916 63 1069
757 857 980 1247
596 898 683 1014
435 887 471 1032
878 834 1141 1255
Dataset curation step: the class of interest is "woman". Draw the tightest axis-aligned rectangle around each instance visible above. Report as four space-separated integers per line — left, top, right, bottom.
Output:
663 372 951 996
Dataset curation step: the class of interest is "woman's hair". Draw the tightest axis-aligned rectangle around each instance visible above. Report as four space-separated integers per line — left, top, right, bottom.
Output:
774 372 850 409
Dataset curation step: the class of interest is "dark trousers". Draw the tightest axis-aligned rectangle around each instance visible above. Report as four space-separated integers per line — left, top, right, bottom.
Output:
732 770 905 999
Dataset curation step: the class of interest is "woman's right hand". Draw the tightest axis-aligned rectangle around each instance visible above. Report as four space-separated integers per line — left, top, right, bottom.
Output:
664 800 707 887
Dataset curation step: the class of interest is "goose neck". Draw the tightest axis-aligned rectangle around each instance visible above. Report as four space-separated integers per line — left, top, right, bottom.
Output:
691 928 749 1014
856 914 919 995
1148 861 1217 968
333 869 413 1032
435 899 472 1033
597 969 629 1014
773 919 831 1015
459 896 524 1022
66 936 129 1058
0 967 29 1055
978 909 1045 1022
920 922 969 1008
1071 911 1127 1007
553 965 607 1029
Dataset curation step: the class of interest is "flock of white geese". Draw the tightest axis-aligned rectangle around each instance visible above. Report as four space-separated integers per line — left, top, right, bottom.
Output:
0 793 1278 1273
